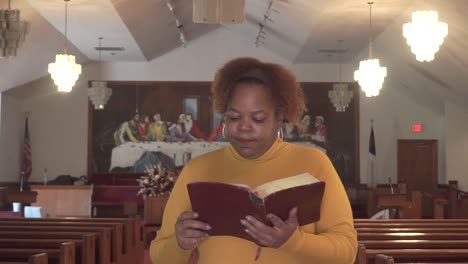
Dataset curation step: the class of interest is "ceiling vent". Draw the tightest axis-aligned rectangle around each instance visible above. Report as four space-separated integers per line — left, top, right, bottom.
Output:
317 48 348 54
95 47 125 51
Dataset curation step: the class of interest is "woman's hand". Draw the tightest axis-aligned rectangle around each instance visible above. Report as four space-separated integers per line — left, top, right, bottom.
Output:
241 207 298 248
175 211 211 250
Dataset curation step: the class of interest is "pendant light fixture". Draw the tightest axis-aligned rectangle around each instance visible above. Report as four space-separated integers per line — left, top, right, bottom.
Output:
48 0 81 93
329 40 353 112
354 2 387 97
0 0 29 58
88 37 112 110
403 2 448 62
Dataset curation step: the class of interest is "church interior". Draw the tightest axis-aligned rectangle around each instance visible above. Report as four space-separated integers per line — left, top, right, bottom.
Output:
0 0 468 263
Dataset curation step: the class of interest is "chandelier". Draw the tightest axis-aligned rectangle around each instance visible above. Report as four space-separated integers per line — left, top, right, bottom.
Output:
403 10 448 62
329 41 353 112
354 2 387 97
48 0 81 93
329 83 353 112
0 0 28 58
88 81 112 110
88 37 112 110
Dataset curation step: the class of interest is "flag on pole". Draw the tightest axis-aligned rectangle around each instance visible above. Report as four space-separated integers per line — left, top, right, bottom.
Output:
368 121 377 187
21 117 32 182
369 123 376 156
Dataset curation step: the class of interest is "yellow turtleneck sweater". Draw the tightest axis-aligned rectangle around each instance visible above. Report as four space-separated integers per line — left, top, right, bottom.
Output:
150 139 357 264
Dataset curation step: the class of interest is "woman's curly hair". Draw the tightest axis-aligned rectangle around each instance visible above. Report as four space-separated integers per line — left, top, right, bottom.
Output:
211 57 306 124
211 57 306 123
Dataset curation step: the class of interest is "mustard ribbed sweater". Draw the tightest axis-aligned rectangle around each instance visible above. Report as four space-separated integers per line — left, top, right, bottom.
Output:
150 139 357 264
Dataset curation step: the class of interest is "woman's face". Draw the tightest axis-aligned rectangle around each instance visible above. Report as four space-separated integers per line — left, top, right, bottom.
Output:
224 83 283 159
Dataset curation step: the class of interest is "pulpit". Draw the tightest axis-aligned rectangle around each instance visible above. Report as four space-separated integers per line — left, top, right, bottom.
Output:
377 191 422 219
31 185 92 217
6 190 37 204
4 190 38 216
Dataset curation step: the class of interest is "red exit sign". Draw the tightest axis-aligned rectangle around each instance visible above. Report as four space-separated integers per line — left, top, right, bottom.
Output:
411 123 423 133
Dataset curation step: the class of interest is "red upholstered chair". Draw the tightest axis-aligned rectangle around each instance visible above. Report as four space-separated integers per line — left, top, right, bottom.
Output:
92 185 144 217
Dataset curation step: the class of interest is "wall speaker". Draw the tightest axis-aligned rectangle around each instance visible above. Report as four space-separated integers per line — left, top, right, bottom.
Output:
193 0 245 24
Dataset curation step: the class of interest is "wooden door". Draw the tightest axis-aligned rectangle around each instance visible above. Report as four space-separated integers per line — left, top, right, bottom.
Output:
397 139 437 218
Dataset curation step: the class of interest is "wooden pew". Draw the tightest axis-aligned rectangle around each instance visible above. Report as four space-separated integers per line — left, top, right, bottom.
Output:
29 253 49 264
0 237 94 264
359 243 468 264
0 217 140 263
356 219 468 263
0 242 75 264
1 227 109 264
0 229 110 264
357 227 468 233
365 248 468 264
0 221 122 264
355 222 468 228
0 253 48 264
355 243 367 264
0 216 142 254
374 254 394 264
360 240 468 249
358 232 468 240
355 219 468 223
448 180 468 219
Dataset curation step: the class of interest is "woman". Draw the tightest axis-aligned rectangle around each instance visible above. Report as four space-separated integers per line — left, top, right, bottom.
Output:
150 57 357 263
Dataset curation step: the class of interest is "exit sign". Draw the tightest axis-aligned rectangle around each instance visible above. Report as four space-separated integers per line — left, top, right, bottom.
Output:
411 123 423 133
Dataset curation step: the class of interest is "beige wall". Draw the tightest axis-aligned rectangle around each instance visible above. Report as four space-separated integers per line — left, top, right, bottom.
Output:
359 80 446 185
0 67 92 182
0 94 22 182
446 102 468 191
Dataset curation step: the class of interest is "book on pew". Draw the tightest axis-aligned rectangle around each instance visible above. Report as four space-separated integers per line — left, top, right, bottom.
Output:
187 173 325 241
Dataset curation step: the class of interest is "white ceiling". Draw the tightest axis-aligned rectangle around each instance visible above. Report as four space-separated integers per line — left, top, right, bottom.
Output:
0 0 466 104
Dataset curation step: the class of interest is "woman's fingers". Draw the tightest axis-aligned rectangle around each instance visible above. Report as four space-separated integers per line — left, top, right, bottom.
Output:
180 227 209 238
177 211 199 223
241 212 298 248
241 216 274 244
176 211 211 250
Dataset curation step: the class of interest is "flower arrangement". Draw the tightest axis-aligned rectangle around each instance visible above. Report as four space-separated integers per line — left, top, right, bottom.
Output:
137 164 176 197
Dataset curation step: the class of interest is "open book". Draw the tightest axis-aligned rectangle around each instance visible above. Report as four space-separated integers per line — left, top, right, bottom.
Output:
187 173 325 241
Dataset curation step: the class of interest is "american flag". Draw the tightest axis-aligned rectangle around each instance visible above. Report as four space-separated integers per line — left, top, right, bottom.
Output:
21 117 32 181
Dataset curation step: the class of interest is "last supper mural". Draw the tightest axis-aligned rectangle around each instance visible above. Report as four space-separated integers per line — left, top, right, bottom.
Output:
89 81 359 184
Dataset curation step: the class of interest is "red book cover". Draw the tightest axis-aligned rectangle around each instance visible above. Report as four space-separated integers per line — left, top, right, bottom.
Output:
187 173 325 242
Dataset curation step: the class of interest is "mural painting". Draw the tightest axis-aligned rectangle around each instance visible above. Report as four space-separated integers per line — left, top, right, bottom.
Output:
89 82 359 184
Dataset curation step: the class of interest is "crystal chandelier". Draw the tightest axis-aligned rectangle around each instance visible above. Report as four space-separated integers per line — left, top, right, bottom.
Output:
329 40 353 112
88 80 112 110
88 37 112 110
403 10 448 62
329 84 353 112
0 0 28 58
354 2 387 97
48 0 81 93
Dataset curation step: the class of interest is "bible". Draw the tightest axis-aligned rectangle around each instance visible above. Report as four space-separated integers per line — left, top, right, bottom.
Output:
187 173 325 241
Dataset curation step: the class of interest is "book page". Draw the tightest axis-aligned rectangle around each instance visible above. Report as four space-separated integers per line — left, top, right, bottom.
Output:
231 183 251 190
253 173 320 199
